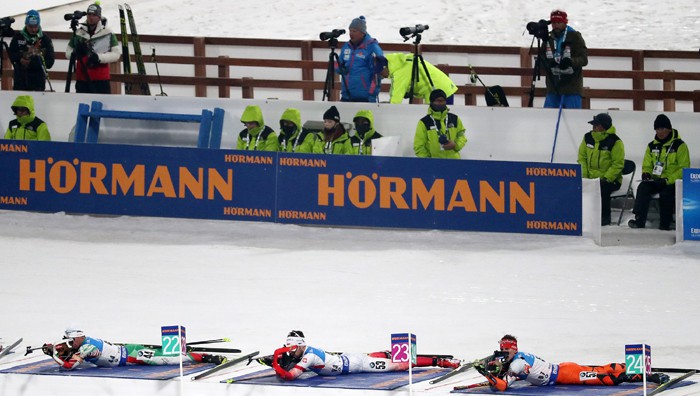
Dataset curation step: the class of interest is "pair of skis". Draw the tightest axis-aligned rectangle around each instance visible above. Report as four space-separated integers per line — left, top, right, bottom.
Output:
118 4 150 95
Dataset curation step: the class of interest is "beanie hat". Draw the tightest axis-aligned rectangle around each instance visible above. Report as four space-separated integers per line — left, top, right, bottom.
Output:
653 114 672 130
429 89 447 103
550 9 568 24
25 10 40 26
323 105 340 122
349 16 367 34
87 3 102 16
588 113 612 130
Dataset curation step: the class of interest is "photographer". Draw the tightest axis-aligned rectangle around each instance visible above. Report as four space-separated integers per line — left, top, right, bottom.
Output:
536 10 588 109
335 16 385 103
8 10 55 92
65 3 121 94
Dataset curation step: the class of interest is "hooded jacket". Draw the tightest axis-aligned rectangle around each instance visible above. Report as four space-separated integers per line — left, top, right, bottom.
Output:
237 105 279 151
349 110 382 155
336 33 384 102
413 106 466 159
313 122 352 155
385 53 458 104
577 125 624 183
65 20 121 82
642 129 690 185
4 95 51 141
278 108 316 153
9 27 55 91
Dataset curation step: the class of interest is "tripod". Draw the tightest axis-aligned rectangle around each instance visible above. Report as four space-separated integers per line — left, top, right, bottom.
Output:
527 35 543 107
322 38 341 101
64 18 92 93
404 32 434 104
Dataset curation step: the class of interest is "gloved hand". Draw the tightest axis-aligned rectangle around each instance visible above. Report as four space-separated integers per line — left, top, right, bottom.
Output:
559 57 573 69
41 343 53 356
547 58 558 68
74 40 89 57
472 358 487 374
642 172 652 181
438 134 449 145
88 52 100 66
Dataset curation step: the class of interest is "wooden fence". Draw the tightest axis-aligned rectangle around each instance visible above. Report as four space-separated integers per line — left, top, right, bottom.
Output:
3 32 700 111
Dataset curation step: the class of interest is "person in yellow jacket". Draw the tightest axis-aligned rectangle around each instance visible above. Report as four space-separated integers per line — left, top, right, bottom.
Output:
4 95 51 141
413 89 466 159
236 105 279 151
381 53 458 104
313 106 352 155
278 108 316 153
349 110 382 155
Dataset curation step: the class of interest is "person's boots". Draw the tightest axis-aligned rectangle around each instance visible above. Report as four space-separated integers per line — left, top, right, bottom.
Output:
436 358 461 369
201 354 227 365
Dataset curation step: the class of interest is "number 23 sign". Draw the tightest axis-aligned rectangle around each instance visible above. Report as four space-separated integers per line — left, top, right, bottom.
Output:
391 333 416 364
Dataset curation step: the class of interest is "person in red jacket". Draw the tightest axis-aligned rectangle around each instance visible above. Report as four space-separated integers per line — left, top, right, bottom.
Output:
65 3 121 94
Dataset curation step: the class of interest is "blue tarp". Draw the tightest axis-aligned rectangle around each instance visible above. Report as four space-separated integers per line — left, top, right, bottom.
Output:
0 358 212 380
451 379 696 395
225 367 449 390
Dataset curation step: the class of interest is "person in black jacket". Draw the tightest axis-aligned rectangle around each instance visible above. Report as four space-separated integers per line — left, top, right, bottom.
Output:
8 10 55 92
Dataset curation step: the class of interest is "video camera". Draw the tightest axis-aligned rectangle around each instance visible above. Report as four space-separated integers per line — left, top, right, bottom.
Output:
319 29 345 41
399 24 429 38
64 11 87 21
526 19 550 40
0 16 15 38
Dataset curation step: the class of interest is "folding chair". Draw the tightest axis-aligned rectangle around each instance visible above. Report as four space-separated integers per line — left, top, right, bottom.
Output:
610 159 636 225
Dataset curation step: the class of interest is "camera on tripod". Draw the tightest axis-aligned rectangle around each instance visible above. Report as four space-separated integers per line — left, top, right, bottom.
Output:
64 11 87 21
319 29 345 41
399 24 429 39
0 16 15 38
526 19 550 40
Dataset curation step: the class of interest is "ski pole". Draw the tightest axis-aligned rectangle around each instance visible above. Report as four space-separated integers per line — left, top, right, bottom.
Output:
549 95 565 163
151 46 167 96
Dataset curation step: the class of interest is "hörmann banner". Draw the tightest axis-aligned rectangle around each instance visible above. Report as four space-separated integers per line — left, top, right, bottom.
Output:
683 168 700 241
276 153 582 235
0 141 582 235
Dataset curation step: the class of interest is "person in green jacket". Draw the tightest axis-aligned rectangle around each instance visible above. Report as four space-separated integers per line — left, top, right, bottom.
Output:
381 53 458 104
349 110 382 155
313 106 351 155
629 114 691 230
236 105 279 151
413 89 466 159
4 95 51 141
577 113 624 226
278 108 316 153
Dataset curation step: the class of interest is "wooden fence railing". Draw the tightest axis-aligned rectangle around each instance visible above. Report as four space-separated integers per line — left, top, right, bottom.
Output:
3 32 700 111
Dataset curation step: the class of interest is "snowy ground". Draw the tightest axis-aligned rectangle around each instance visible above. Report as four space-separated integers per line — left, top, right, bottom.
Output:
10 0 700 51
0 210 699 395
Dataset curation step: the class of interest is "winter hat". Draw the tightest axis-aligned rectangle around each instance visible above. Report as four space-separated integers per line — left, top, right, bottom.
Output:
349 16 367 34
323 105 340 122
550 9 568 24
25 10 40 26
587 113 612 130
429 89 447 103
87 3 102 16
653 114 672 130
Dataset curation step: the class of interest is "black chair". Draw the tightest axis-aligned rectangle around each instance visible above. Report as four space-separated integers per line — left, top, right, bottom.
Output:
610 159 636 225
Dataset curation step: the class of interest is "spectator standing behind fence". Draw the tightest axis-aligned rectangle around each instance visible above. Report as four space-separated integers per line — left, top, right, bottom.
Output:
278 108 316 153
9 10 55 92
540 10 588 109
237 105 279 152
413 89 466 159
349 110 382 155
65 3 121 94
336 16 385 103
628 114 690 230
4 95 51 141
577 113 624 226
382 53 457 104
314 106 351 154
